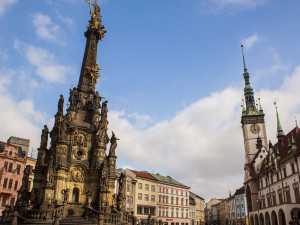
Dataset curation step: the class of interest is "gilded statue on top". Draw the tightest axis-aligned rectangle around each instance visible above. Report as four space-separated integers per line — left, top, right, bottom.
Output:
85 0 106 40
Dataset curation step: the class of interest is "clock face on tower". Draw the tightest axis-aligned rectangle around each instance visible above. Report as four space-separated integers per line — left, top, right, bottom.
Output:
250 124 260 134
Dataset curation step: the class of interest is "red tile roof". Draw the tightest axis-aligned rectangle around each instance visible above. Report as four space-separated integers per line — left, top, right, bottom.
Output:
130 170 156 180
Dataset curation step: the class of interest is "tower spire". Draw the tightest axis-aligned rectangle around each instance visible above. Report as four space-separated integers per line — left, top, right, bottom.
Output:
274 102 285 138
241 45 256 115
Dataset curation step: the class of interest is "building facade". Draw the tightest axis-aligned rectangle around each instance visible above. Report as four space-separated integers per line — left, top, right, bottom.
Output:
190 192 205 225
131 170 157 224
151 173 191 225
190 195 196 225
0 140 26 215
25 157 37 192
241 45 300 225
206 198 222 225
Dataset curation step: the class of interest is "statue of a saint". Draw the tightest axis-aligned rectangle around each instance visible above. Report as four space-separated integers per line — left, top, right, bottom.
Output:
46 156 54 184
93 91 102 109
58 95 64 114
100 160 108 186
40 125 49 149
109 131 119 156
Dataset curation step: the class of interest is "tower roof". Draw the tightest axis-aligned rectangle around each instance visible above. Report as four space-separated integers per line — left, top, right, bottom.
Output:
241 45 262 117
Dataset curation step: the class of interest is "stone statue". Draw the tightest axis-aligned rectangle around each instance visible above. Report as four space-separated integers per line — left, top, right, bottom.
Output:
40 125 49 149
96 122 110 147
109 131 119 156
20 165 32 192
93 91 102 109
60 119 68 140
62 189 69 203
58 95 64 114
69 88 78 107
85 191 92 206
100 159 108 186
116 172 126 211
101 101 108 122
46 156 54 184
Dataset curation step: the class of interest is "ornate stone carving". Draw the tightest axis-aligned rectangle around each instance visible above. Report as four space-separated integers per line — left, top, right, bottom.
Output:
73 147 86 160
56 145 68 167
70 166 84 183
40 125 49 149
85 191 92 206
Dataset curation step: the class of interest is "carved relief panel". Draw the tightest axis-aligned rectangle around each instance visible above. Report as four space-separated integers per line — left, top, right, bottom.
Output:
70 166 85 183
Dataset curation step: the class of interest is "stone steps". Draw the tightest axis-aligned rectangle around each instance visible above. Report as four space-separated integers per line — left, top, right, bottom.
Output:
59 216 97 225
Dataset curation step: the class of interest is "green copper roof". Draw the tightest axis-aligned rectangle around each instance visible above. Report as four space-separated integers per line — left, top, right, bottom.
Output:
150 173 188 187
276 107 285 138
241 45 262 117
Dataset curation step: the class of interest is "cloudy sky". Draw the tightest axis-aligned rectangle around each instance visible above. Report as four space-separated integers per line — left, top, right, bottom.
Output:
1 0 300 201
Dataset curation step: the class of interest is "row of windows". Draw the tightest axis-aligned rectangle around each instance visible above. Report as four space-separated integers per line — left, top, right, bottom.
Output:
259 185 300 208
159 211 189 218
3 162 21 174
159 187 188 196
261 162 298 189
159 196 188 205
138 193 155 202
138 183 155 192
2 178 18 190
1 196 15 207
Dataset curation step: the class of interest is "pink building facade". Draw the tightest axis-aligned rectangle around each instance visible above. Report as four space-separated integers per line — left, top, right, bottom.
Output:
151 173 191 225
0 141 26 215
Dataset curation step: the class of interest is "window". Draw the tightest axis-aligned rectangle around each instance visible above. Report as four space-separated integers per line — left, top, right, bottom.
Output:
159 211 161 217
2 197 7 206
166 211 169 217
144 207 149 215
14 181 18 190
277 172 280 181
138 183 142 189
16 165 21 175
8 163 13 172
145 184 149 191
181 198 184 205
151 195 155 202
4 162 8 171
9 151 12 156
8 179 13 189
10 197 15 206
176 198 179 205
176 190 178 195
151 185 155 192
171 198 174 204
176 212 178 217
291 163 295 174
131 185 134 193
283 168 287 178
137 205 143 215
127 184 130 192
138 193 142 200
171 212 174 217
165 188 168 193
3 178 8 188
150 207 155 216
72 188 79 203
145 194 149 201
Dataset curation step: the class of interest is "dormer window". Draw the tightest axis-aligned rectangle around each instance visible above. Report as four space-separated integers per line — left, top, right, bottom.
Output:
9 151 12 156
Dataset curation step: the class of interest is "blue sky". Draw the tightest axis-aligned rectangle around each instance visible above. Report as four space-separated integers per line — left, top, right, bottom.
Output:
1 0 300 200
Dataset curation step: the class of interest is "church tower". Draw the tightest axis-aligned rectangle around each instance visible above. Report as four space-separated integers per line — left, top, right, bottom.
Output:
13 2 129 221
240 45 268 181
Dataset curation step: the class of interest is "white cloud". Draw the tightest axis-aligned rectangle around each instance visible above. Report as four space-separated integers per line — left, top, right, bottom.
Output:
107 65 300 200
0 0 17 17
209 0 266 11
32 12 63 43
243 34 259 50
0 71 47 157
14 40 74 83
